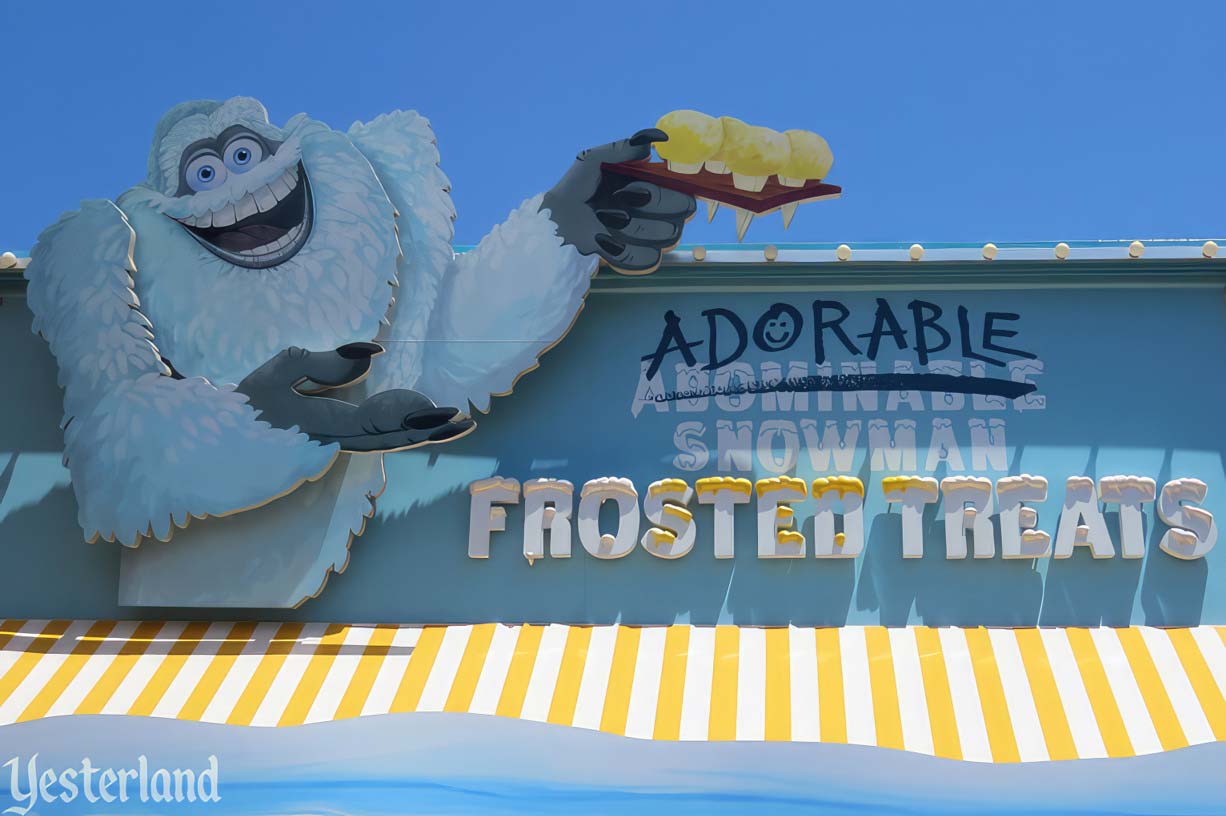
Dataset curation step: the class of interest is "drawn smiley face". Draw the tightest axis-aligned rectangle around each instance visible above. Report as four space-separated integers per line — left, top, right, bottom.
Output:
753 303 803 352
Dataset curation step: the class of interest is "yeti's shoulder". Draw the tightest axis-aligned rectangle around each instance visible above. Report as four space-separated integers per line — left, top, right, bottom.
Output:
346 110 456 239
347 111 457 384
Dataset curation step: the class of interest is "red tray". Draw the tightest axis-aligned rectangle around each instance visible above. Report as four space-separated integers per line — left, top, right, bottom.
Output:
603 160 841 214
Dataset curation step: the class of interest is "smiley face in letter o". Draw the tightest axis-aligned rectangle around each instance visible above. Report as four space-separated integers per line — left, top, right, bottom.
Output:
753 303 804 352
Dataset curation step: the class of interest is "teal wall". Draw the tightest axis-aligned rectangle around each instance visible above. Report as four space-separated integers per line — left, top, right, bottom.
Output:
2 261 1224 626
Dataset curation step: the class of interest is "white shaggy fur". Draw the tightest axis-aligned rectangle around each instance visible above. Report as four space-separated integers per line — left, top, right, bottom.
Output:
130 132 305 223
119 117 400 386
25 200 337 547
348 111 456 392
27 97 602 606
414 195 598 412
147 97 284 194
347 112 598 410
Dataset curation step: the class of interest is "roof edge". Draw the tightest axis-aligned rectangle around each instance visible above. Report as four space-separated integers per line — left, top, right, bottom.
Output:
2 240 1222 294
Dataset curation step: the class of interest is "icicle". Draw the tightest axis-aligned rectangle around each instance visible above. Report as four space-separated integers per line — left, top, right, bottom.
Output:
781 203 798 229
734 209 754 242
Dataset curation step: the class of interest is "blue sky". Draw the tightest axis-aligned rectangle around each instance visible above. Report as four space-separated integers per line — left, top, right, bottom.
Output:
1 1 1221 252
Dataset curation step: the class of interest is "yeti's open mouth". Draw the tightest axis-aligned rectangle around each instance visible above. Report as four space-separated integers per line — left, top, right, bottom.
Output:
174 163 313 268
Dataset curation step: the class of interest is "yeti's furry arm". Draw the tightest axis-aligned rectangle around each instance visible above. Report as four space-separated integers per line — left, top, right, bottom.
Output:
413 198 597 412
25 200 338 546
348 111 598 412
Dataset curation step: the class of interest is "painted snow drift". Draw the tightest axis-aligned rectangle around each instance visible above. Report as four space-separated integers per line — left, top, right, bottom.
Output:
3 714 1226 816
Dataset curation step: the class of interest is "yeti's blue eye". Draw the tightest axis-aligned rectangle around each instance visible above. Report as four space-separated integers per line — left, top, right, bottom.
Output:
185 153 227 192
224 137 264 174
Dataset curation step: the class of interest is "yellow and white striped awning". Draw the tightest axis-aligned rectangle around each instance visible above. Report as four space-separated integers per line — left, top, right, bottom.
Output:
2 620 1226 762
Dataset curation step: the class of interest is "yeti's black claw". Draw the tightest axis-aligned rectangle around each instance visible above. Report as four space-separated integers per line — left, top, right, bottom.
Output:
630 128 668 146
337 342 384 360
402 406 462 431
612 187 652 208
596 209 631 229
595 235 626 257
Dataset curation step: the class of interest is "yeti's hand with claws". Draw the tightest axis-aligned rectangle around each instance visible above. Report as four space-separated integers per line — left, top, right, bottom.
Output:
543 129 696 275
236 343 476 452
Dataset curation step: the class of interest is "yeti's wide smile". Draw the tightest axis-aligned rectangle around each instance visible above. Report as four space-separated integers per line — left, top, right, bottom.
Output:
174 163 314 269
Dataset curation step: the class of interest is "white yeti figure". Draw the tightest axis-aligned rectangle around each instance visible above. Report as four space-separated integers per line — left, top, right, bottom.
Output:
25 96 692 606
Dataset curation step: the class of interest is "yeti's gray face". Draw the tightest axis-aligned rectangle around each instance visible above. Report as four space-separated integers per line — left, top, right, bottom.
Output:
170 126 314 269
119 97 403 386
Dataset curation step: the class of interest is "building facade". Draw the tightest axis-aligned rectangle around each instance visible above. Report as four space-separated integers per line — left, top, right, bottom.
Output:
2 147 1226 810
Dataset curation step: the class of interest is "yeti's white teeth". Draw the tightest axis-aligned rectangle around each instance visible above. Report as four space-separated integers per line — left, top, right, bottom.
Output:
234 221 305 258
269 174 293 199
213 203 238 228
182 166 301 228
234 193 259 223
176 162 311 268
269 168 299 201
254 186 278 213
